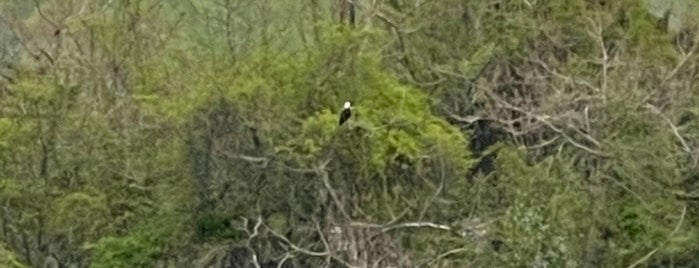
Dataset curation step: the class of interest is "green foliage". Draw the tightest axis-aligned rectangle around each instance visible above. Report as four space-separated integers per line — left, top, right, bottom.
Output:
49 192 110 241
89 229 162 268
616 200 696 262
195 213 240 241
0 243 26 268
0 179 21 200
2 0 699 267
623 0 676 62
284 27 471 170
495 147 590 267
0 118 12 149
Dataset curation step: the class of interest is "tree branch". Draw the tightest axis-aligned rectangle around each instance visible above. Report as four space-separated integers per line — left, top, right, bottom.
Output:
643 103 692 153
266 224 354 268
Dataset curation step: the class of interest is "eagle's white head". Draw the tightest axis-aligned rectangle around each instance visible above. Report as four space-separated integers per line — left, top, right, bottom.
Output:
343 101 351 109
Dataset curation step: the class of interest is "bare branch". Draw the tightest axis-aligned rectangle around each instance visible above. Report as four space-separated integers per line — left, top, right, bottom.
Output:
319 169 351 220
381 221 454 233
267 226 328 257
238 216 263 268
524 136 560 150
445 111 486 124
428 247 470 266
418 156 446 221
315 222 332 265
585 15 611 102
672 190 699 201
222 152 317 174
276 253 293 268
266 225 354 268
665 38 699 82
350 220 462 237
528 58 598 92
643 103 692 153
487 91 612 157
232 154 270 166
33 0 60 28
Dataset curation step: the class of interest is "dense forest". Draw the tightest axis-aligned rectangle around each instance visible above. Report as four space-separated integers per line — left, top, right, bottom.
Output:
1 0 698 267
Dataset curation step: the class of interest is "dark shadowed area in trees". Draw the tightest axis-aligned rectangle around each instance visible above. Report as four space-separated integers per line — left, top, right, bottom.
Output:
1 0 698 267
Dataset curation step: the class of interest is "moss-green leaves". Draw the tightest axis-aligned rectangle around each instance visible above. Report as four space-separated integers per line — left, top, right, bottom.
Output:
89 229 162 268
496 147 589 267
0 243 26 268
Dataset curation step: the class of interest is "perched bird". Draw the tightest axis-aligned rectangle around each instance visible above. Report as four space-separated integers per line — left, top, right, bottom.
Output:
338 101 352 125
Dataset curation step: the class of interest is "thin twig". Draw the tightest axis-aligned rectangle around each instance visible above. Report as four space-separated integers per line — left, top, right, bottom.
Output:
643 103 692 153
267 226 328 257
276 253 293 268
33 0 59 28
319 169 352 220
418 156 446 221
600 175 651 211
445 111 486 124
315 222 332 266
664 39 698 82
529 59 598 92
525 136 560 150
380 221 456 234
487 91 612 157
429 247 470 266
349 219 460 238
266 226 355 268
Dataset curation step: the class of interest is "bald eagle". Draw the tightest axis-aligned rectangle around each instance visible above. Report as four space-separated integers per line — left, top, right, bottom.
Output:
339 101 352 125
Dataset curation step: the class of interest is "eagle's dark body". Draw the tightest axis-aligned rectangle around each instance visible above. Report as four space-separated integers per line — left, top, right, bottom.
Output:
339 101 352 125
339 108 351 125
